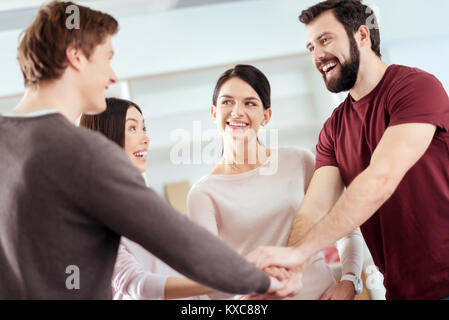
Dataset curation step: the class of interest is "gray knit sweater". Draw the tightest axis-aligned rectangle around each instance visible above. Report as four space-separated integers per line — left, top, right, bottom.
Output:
0 113 269 299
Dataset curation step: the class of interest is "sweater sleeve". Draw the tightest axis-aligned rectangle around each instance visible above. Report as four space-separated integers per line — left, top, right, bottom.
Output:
82 136 270 295
112 241 168 300
187 185 236 300
336 227 364 277
186 186 219 236
299 148 316 193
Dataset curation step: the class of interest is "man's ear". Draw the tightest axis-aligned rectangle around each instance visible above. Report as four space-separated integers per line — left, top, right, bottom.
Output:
65 45 83 71
210 105 217 122
356 25 371 50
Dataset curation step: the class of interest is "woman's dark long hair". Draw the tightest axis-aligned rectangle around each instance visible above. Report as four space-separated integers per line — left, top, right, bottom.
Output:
212 64 271 110
213 64 272 154
80 97 143 148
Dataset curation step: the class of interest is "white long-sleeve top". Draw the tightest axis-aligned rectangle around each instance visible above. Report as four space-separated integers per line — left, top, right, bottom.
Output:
187 147 364 300
112 174 198 300
112 239 171 300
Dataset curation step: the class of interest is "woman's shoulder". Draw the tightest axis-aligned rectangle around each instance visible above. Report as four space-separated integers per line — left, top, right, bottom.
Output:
274 147 316 180
277 147 315 164
187 175 214 198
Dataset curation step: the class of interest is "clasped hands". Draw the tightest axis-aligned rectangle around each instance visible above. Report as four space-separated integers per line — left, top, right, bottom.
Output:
243 246 356 300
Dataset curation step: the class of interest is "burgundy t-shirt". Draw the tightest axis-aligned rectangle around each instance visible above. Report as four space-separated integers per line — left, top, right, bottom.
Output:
315 65 449 300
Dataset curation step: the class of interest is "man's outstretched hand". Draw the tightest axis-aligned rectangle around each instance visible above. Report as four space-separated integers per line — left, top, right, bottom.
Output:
246 245 307 270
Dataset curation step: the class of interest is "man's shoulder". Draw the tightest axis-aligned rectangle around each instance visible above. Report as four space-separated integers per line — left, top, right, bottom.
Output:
382 65 446 106
387 64 441 85
19 114 122 162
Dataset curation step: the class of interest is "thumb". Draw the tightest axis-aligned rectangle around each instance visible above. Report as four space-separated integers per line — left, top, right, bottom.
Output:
268 276 287 293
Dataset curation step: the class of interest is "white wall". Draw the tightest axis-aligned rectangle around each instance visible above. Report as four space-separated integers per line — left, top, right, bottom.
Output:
383 35 449 92
1 0 448 97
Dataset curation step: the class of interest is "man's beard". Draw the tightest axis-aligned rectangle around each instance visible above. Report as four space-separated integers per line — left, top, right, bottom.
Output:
323 35 360 93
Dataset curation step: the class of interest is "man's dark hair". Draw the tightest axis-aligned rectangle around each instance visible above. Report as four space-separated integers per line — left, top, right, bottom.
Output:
299 0 381 58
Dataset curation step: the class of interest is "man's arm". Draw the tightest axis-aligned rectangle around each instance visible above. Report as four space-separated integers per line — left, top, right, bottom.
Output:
82 134 280 295
247 166 344 272
245 164 345 299
287 166 345 246
249 123 436 270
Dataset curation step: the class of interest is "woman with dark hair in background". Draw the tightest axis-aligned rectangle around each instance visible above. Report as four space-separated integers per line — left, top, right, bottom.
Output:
187 64 365 300
80 97 220 299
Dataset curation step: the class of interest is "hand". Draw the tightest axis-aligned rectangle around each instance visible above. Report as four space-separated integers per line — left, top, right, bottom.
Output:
266 276 287 296
320 281 356 300
265 266 290 295
246 246 307 270
244 266 304 300
264 266 292 281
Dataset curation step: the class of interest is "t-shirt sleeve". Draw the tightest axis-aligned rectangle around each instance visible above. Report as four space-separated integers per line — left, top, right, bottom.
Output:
387 71 449 132
315 117 338 170
81 136 270 295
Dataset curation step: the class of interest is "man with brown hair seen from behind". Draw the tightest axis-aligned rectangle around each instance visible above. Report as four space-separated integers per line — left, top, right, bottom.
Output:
0 1 286 299
247 0 449 300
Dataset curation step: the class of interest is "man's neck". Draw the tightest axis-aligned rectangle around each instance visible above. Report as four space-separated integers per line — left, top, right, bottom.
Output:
349 57 389 101
10 80 83 124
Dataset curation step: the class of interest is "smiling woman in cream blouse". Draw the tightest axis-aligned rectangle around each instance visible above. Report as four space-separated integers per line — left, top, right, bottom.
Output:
187 64 364 300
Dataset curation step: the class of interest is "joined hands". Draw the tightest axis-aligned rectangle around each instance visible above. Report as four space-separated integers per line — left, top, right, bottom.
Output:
243 246 356 300
242 246 308 300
